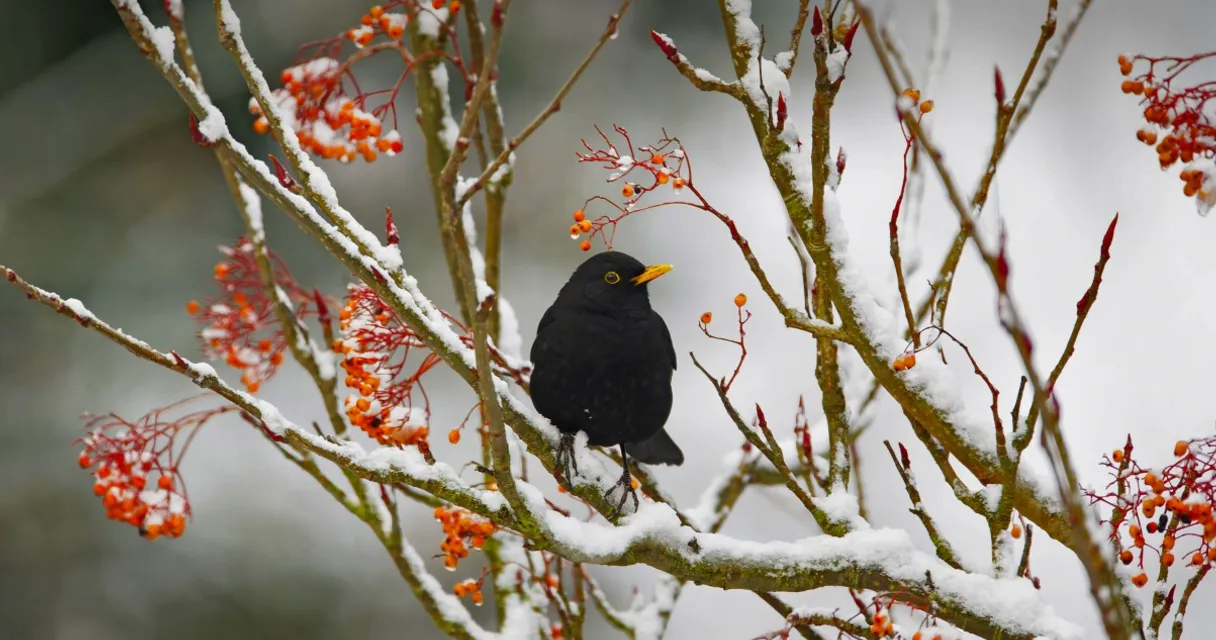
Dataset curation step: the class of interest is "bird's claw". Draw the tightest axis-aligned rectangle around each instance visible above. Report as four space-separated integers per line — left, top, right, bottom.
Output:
554 433 579 490
605 467 639 520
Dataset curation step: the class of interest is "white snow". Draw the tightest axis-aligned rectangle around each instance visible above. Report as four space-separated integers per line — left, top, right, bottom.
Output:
151 26 176 68
825 47 850 83
62 298 94 321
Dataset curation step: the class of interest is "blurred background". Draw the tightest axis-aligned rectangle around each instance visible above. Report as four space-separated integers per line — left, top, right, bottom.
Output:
2 0 1215 637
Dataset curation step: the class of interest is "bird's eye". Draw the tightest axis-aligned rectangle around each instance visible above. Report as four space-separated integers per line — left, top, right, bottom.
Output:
604 271 620 285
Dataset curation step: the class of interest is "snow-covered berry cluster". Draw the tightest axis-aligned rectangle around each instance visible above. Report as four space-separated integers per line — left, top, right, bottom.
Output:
76 400 234 540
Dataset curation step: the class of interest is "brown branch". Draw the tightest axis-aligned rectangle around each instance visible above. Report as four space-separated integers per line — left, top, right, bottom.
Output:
883 440 962 570
779 0 812 77
856 3 1132 635
1026 213 1119 430
456 0 634 210
690 352 841 534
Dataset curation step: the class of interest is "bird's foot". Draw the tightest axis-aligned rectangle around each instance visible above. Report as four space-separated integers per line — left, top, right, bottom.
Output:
605 465 639 520
553 433 579 490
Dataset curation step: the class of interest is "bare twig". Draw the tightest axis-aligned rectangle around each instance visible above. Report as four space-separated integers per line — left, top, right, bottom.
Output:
456 0 634 210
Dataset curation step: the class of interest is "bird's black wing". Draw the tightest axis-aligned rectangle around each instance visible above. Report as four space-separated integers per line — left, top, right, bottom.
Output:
536 304 558 335
657 313 677 371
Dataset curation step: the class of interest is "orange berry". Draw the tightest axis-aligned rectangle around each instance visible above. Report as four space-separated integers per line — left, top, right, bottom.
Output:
186 300 200 314
253 117 269 134
734 293 748 307
578 220 592 233
158 475 173 490
131 476 146 490
1163 535 1175 551
1163 552 1175 567
448 429 461 444
78 452 91 468
569 224 581 237
92 481 106 496
672 177 685 189
1193 552 1205 565
432 0 444 7
900 88 921 104
893 356 908 372
1145 472 1159 488
1112 449 1124 463
1011 523 1023 539
573 210 585 222
903 353 917 369
1209 547 1216 562
1132 572 1148 588
650 154 665 165
214 263 230 279
1129 524 1141 538
470 535 484 549
1175 440 1189 457
580 241 591 252
621 183 635 198
919 100 935 114
546 574 560 588
657 172 670 185
369 5 383 18
700 312 713 324
1120 549 1133 565
470 590 483 605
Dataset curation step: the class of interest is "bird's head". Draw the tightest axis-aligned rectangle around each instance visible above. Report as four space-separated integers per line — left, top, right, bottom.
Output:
554 250 672 316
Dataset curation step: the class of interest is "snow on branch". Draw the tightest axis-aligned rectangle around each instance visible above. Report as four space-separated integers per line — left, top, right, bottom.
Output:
3 261 1083 639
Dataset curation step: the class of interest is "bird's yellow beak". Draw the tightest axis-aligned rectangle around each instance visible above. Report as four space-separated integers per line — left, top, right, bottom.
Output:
632 263 673 285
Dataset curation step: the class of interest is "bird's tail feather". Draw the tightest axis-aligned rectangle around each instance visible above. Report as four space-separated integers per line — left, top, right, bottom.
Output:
625 429 684 466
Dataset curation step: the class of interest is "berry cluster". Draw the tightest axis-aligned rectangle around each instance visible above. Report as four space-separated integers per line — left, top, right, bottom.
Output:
891 352 918 372
186 239 320 393
76 400 233 539
250 57 403 163
1118 52 1216 212
1088 434 1216 589
346 5 408 47
335 284 441 450
571 125 691 250
452 577 485 606
434 505 497 570
868 607 895 637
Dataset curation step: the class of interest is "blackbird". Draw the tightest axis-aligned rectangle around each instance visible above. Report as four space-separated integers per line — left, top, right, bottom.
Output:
529 251 683 514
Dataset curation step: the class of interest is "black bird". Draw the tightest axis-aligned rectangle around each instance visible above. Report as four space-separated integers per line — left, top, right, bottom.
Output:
529 251 683 514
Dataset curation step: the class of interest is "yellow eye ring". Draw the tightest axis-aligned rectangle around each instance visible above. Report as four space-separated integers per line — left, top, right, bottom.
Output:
604 271 620 285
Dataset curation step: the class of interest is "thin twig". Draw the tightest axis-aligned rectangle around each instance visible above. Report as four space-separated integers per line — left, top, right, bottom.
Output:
456 0 633 210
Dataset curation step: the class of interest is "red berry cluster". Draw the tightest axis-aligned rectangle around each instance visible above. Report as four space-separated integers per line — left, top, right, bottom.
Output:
250 58 403 163
1088 434 1216 589
186 239 321 393
1118 52 1216 211
434 505 497 570
570 125 691 251
335 284 441 450
76 400 233 539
